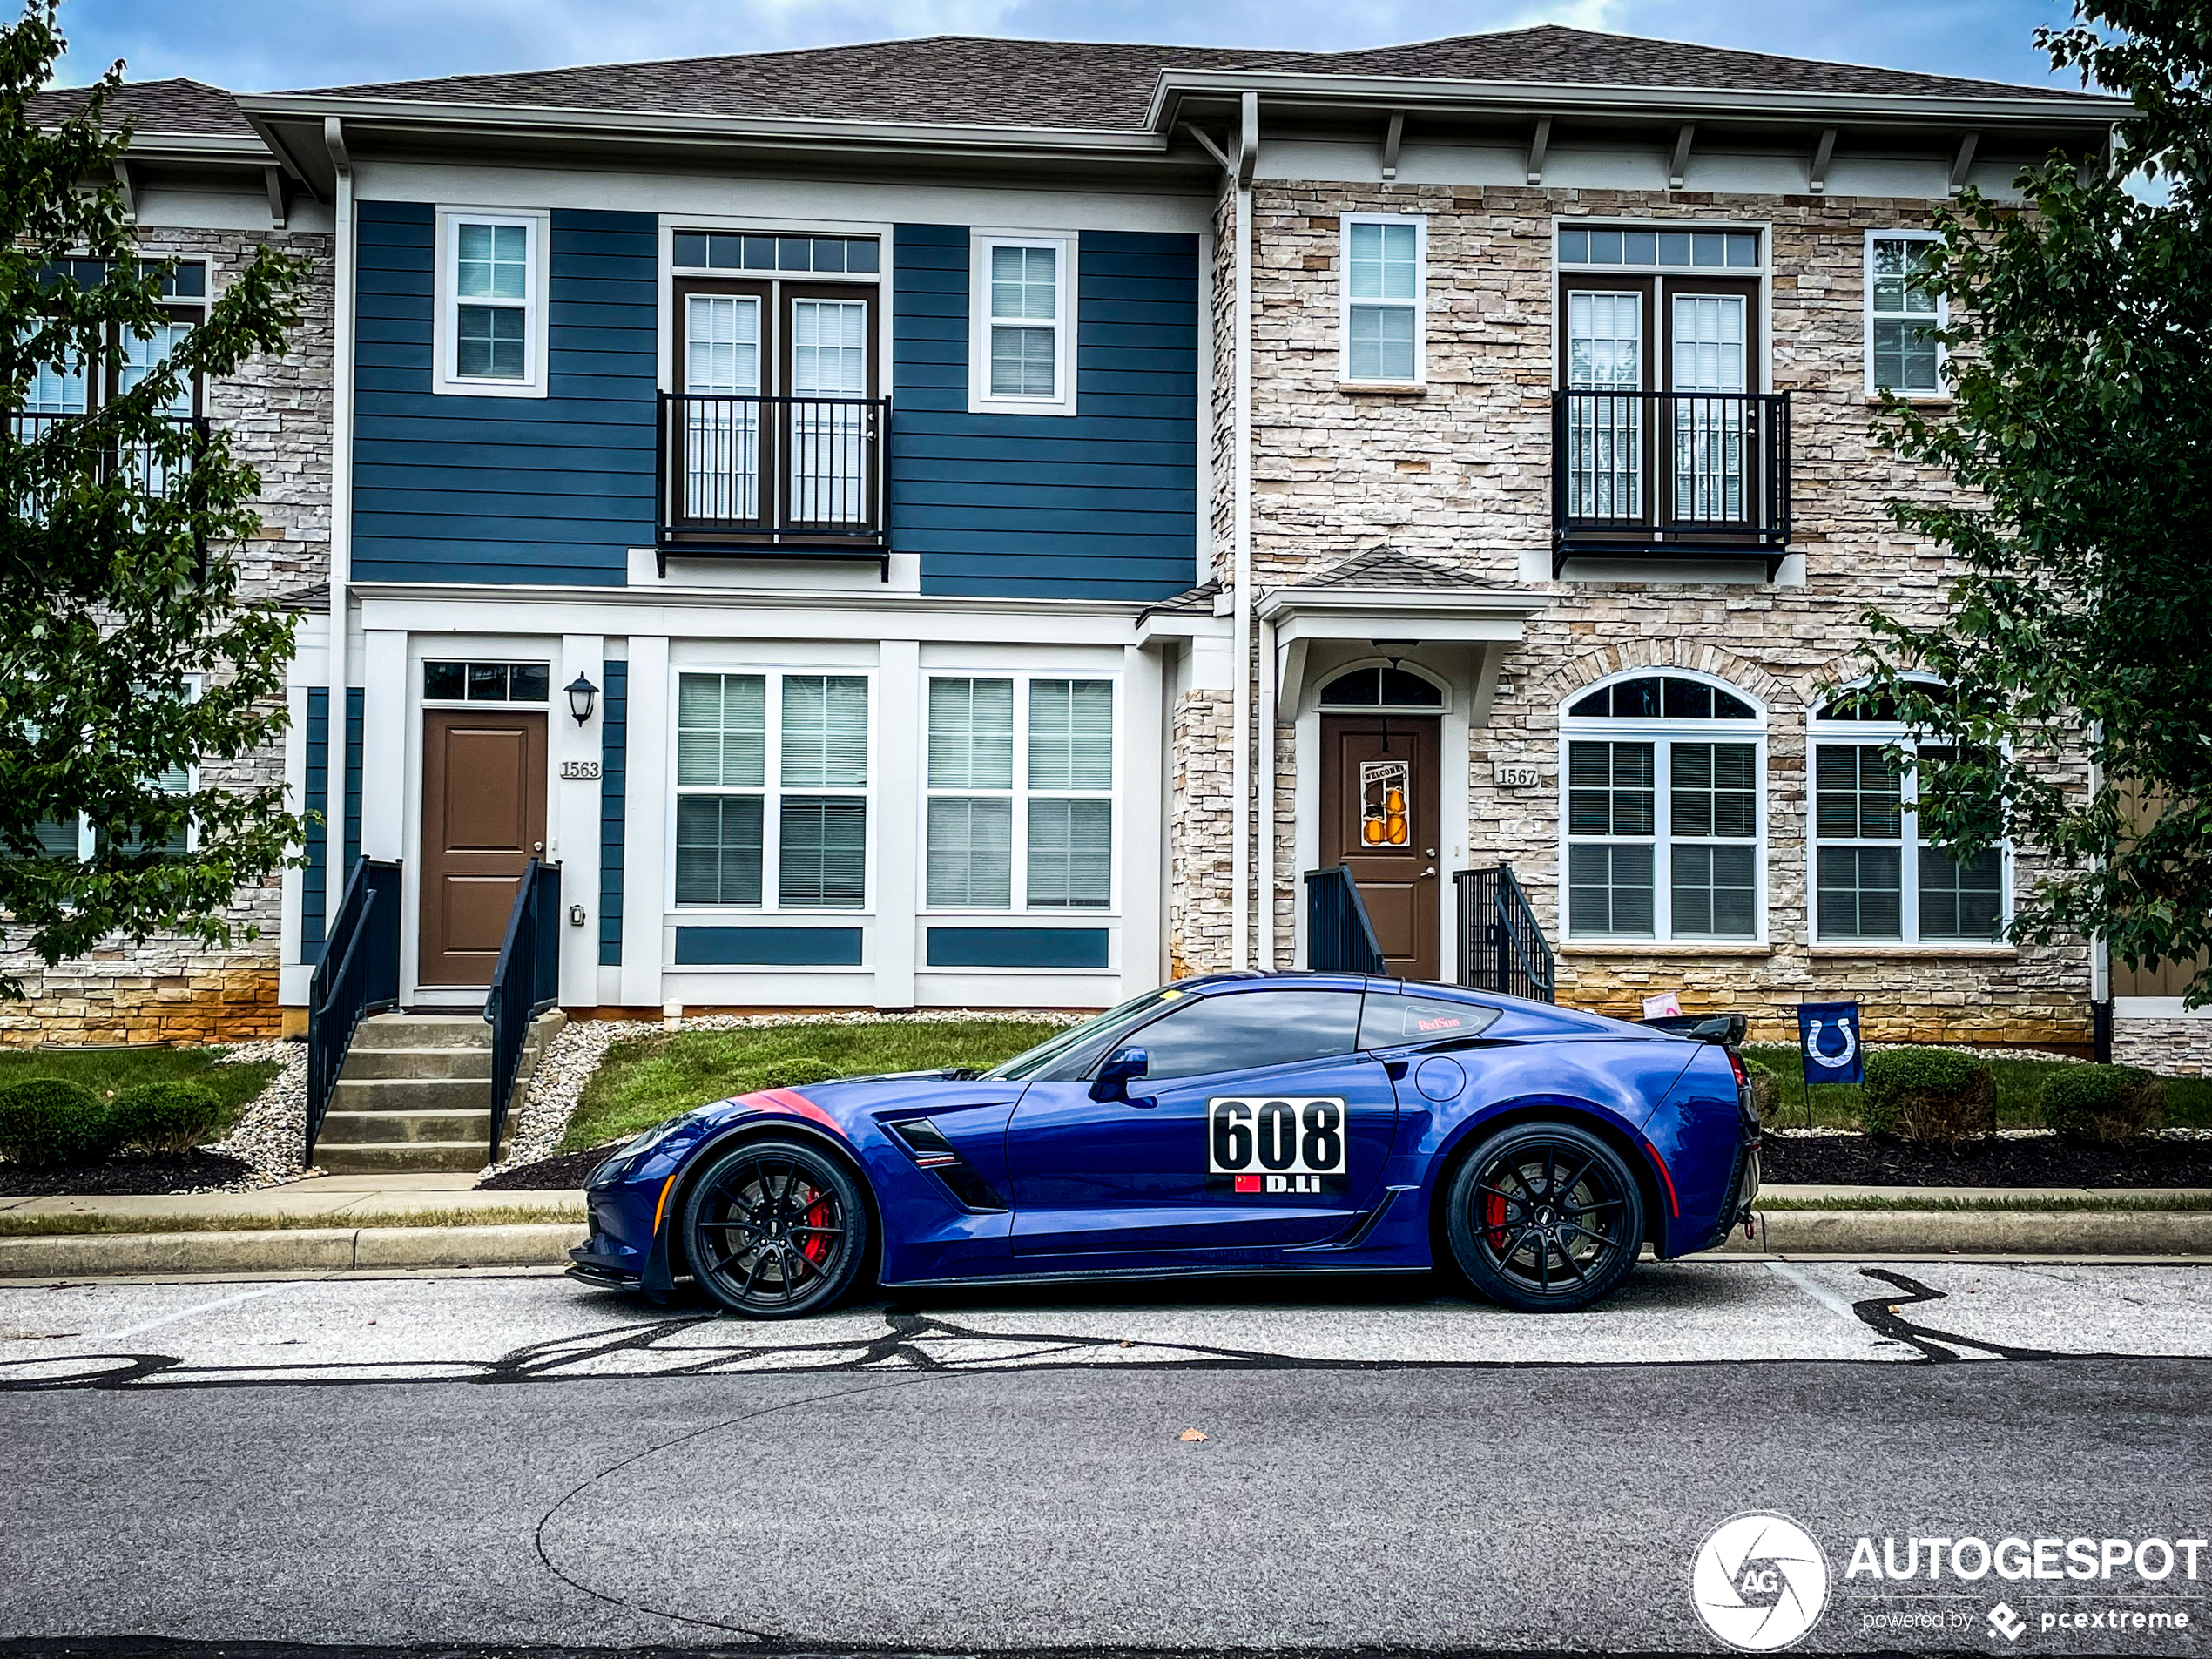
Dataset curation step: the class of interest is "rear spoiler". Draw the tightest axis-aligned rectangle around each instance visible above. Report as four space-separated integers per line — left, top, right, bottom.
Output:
1639 1012 1748 1047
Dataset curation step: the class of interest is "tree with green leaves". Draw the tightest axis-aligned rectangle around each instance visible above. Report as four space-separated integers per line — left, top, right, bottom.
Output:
0 0 308 1000
1865 0 2212 1005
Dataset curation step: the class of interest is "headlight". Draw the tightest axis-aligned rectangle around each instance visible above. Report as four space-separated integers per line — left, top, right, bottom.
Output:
588 1114 702 1187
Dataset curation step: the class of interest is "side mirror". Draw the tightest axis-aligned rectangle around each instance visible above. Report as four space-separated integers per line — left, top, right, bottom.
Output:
1089 1046 1150 1103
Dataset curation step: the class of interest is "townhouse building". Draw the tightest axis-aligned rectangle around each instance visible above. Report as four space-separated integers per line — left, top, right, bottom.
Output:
17 28 2205 1079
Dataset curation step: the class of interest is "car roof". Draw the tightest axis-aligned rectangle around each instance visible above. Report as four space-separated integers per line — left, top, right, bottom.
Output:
1182 972 1656 1039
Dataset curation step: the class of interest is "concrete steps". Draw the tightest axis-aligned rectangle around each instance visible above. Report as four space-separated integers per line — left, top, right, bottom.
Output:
312 1009 565 1177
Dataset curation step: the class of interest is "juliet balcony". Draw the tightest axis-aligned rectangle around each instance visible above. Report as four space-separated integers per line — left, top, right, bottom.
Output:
1549 390 1792 578
656 391 891 577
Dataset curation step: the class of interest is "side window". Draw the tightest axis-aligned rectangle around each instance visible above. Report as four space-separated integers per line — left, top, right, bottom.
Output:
1127 990 1363 1082
1342 215 1424 385
436 210 546 397
969 233 1076 416
1357 995 1501 1049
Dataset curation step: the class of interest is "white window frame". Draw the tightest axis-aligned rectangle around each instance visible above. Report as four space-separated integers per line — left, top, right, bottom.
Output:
1556 669 1768 945
920 671 1119 916
968 231 1076 416
434 207 550 399
1339 212 1427 388
665 667 875 915
1864 229 1947 401
40 674 201 860
1807 685 2012 947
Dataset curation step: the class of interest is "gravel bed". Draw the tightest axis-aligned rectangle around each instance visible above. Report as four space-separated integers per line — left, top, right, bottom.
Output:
476 1008 1088 1186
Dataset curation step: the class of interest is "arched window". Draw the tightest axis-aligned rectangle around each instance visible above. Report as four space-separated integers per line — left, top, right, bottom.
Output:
1318 665 1444 708
1809 680 2003 944
1560 671 1764 942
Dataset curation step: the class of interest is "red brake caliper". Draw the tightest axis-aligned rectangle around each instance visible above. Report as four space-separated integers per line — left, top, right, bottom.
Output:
1483 1190 1509 1249
800 1188 833 1264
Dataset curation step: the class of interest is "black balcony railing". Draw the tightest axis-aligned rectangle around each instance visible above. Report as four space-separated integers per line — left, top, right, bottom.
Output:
10 411 210 533
484 860 562 1162
657 392 890 578
305 857 401 1163
1304 864 1386 976
1454 865 1557 1003
1550 390 1791 577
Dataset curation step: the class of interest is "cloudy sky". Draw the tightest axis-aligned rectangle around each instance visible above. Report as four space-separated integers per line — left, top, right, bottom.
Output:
50 0 2091 96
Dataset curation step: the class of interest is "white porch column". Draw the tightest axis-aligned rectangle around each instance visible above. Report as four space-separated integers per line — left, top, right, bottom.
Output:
874 638 921 1009
619 635 670 1011
554 633 605 1009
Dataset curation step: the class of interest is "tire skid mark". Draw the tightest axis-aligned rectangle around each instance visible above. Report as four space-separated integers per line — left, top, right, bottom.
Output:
1850 1267 2067 1362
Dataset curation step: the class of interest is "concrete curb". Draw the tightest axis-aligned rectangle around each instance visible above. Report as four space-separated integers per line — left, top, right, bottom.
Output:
0 1223 588 1279
1723 1209 2212 1256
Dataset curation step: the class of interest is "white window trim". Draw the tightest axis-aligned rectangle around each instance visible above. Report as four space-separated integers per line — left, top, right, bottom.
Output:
1339 212 1428 388
1864 228 1947 401
968 231 1076 417
664 666 876 916
1806 691 2012 948
918 671 1121 919
433 206 550 399
1556 669 1768 946
53 674 201 859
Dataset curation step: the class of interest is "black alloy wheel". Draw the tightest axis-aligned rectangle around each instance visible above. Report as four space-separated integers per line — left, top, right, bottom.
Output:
1442 1122 1645 1312
680 1137 869 1318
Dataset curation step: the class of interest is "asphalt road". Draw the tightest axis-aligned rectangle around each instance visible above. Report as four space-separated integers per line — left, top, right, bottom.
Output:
3 1261 2209 1655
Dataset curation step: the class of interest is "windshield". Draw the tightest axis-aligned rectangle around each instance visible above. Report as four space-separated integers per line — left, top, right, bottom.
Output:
980 984 1189 1082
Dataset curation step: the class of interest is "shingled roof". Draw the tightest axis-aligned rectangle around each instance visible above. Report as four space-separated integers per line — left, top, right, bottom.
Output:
30 78 256 138
286 26 2103 132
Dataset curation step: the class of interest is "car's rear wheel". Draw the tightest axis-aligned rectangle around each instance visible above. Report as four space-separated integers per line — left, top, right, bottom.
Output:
681 1137 869 1319
1443 1122 1644 1312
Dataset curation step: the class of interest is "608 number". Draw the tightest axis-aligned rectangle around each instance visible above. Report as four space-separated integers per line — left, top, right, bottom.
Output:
1205 1096 1346 1176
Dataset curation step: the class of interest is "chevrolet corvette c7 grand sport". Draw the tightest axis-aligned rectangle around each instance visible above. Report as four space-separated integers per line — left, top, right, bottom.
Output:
567 972 1761 1316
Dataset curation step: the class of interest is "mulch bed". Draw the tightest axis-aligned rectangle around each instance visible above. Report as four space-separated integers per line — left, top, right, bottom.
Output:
0 1150 257 1197
479 1144 622 1191
1764 1134 2212 1189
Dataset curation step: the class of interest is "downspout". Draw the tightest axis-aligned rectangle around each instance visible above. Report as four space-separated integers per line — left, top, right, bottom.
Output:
1231 91 1257 971
324 116 354 915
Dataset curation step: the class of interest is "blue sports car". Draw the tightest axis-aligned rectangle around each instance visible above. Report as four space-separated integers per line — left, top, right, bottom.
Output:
567 973 1761 1317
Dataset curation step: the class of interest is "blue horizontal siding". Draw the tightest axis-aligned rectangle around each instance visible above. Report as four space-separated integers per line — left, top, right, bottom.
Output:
598 661 626 968
674 927 866 967
927 927 1110 969
350 200 656 587
894 225 1197 602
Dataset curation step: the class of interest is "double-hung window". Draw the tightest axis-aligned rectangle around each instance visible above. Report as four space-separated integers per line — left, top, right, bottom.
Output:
1342 216 1424 385
1561 674 1764 941
969 233 1075 415
925 676 1113 912
30 677 199 860
1867 233 1943 396
673 671 869 910
436 210 546 396
1811 688 2005 943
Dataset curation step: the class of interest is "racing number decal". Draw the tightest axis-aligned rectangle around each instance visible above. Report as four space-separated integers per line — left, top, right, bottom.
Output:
1206 1097 1347 1176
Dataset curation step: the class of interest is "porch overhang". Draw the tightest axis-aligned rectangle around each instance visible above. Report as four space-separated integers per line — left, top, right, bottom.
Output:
1256 584 1550 717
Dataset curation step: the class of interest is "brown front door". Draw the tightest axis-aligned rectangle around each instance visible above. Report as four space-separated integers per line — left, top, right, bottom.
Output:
419 710 546 987
1319 715 1441 981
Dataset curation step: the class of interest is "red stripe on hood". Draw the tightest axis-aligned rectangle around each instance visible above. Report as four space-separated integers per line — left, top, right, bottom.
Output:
742 1086 846 1138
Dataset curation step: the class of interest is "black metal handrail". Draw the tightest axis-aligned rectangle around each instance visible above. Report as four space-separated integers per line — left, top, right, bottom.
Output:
656 391 890 572
1550 390 1790 571
484 860 562 1161
305 856 401 1163
1304 864 1386 976
1454 865 1557 1003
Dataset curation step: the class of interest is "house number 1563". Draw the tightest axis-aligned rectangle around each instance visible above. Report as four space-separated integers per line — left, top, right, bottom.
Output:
560 760 601 780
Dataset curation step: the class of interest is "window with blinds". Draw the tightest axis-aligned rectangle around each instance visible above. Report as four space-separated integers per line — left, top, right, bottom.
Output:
673 670 868 910
925 674 1113 914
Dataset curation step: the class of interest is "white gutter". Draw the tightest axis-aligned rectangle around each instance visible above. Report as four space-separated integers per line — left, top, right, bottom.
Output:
1230 92 1257 974
325 114 354 919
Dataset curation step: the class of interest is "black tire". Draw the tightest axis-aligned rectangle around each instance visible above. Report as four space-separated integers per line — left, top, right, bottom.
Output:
680 1136 870 1319
1442 1121 1644 1312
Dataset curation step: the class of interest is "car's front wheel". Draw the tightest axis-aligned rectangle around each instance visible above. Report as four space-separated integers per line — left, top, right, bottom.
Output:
1443 1122 1644 1312
680 1136 870 1318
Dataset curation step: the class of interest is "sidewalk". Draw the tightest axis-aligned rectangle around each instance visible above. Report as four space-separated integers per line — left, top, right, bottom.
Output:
0 1180 2207 1280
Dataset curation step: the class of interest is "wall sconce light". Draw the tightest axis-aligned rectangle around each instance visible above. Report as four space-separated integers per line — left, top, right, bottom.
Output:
565 673 599 725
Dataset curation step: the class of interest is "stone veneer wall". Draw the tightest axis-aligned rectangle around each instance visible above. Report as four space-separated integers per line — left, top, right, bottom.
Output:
1176 178 2091 1043
0 226 334 1045
2114 1020 2212 1078
1169 690 1236 977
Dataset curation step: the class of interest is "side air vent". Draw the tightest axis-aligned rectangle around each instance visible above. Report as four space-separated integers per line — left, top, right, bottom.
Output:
886 1116 1008 1211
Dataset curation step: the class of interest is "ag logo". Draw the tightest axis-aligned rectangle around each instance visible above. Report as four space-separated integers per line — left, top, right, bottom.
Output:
1690 1512 1831 1651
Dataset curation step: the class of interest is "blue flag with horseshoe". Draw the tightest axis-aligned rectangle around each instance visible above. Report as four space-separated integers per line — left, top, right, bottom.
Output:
1797 1001 1864 1085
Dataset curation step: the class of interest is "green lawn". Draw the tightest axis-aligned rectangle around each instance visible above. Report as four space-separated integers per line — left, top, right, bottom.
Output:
0 1044 279 1120
1743 1044 2212 1132
561 1020 1068 1151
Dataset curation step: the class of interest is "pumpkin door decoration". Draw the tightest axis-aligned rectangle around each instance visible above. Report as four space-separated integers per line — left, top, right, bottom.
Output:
1359 759 1412 847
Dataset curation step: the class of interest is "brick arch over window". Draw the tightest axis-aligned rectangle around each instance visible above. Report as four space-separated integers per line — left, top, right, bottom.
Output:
1528 638 1789 715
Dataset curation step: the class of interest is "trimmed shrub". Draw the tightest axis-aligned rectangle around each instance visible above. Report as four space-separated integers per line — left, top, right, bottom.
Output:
109 1081 232 1155
1858 1047 1997 1146
2040 1064 2165 1144
0 1078 118 1168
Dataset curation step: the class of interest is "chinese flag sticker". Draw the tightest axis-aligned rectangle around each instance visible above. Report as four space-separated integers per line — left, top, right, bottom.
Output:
1234 1175 1262 1194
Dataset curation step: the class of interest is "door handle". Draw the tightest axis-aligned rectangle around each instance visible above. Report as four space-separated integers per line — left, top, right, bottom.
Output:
532 841 544 853
1420 867 1436 878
